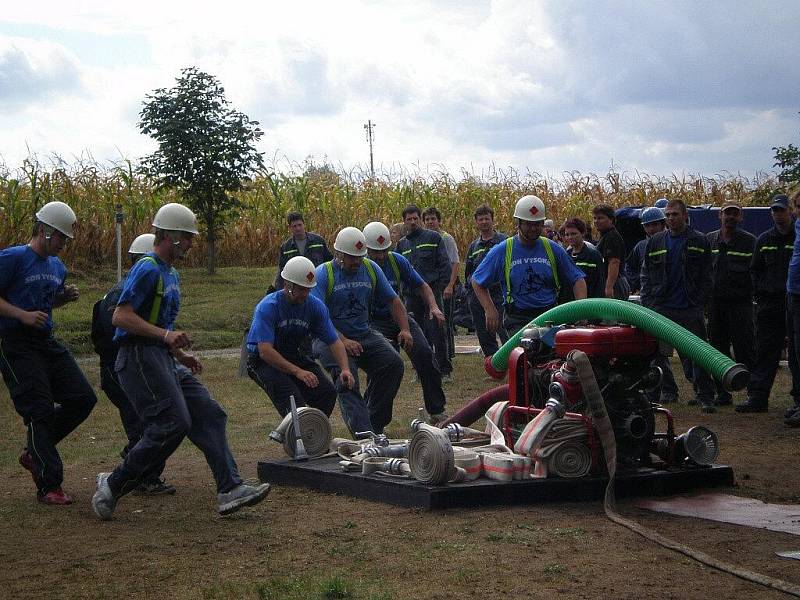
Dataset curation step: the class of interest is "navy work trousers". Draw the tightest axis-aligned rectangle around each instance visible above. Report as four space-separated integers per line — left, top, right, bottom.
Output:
247 354 336 417
372 315 446 416
748 296 799 407
314 330 403 435
109 345 241 498
0 334 96 493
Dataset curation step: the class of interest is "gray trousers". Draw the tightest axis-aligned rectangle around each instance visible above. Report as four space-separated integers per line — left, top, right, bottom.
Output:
109 345 241 497
314 330 403 435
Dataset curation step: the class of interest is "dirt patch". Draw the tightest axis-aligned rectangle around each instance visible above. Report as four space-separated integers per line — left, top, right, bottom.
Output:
1 355 799 599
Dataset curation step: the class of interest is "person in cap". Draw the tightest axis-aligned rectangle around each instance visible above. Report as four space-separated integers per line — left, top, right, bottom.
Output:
90 233 175 496
707 200 756 406
312 227 410 435
471 195 587 336
641 198 716 413
464 204 509 356
622 206 679 404
561 218 605 299
780 189 800 426
395 204 452 379
592 204 630 300
0 201 97 505
363 222 448 423
738 193 800 414
92 203 270 520
625 207 667 294
246 256 354 418
274 211 332 290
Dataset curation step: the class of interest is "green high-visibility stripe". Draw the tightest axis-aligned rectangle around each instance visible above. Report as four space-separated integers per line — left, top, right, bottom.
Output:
401 249 412 255
308 244 324 249
575 262 597 268
503 236 559 305
468 248 486 259
648 249 667 257
687 246 705 253
283 249 299 255
416 243 439 249
786 245 795 250
761 246 778 251
387 252 401 287
140 256 164 325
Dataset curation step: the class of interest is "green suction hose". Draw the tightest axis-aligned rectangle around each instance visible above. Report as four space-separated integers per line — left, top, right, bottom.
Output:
485 298 748 392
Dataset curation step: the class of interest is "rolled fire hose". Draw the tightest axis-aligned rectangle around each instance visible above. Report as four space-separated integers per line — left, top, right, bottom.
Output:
272 407 332 458
409 423 456 485
513 398 566 456
486 299 748 393
572 349 800 598
453 447 482 481
533 441 591 478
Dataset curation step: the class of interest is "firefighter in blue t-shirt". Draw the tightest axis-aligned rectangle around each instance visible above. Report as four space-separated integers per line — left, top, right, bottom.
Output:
247 256 354 418
312 227 411 435
363 221 448 423
0 201 96 506
92 203 270 521
471 195 587 337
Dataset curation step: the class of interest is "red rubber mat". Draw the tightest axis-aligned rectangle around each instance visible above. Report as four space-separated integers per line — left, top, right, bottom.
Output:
636 493 800 536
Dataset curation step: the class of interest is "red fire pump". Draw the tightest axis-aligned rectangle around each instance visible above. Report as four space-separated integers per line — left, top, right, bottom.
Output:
500 324 687 472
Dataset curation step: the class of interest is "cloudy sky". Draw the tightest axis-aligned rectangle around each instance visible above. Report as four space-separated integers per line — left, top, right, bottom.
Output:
1 1 798 179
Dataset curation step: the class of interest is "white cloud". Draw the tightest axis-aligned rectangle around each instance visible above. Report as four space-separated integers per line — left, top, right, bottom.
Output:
0 0 798 177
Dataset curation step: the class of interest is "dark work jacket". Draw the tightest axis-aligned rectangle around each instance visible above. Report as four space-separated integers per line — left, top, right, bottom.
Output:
640 228 712 309
751 224 796 300
564 243 605 300
707 228 756 302
465 231 507 300
274 232 332 289
395 228 451 288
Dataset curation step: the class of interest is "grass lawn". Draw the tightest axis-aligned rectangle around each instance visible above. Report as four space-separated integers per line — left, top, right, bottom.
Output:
56 265 276 354
2 270 800 598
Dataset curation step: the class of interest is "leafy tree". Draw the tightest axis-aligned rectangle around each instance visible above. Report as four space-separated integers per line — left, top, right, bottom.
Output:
773 113 800 186
138 67 264 273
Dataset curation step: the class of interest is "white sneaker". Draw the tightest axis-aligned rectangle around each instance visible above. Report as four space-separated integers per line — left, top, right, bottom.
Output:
91 472 117 521
218 483 271 515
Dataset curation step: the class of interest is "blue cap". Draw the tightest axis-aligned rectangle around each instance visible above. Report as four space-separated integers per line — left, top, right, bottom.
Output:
771 194 790 209
654 198 668 209
640 207 666 225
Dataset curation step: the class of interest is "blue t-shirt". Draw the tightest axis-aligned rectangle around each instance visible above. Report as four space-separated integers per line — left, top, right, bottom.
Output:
113 253 181 342
311 259 397 338
0 245 67 334
373 252 424 320
246 290 338 357
661 231 690 309
788 218 800 295
471 236 584 309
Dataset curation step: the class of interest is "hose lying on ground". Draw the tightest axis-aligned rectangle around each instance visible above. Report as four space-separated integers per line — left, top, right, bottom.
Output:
572 349 800 598
271 407 332 458
487 299 748 393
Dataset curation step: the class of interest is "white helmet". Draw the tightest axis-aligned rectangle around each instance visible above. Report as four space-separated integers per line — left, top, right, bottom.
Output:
363 221 392 250
513 195 546 222
128 233 155 255
334 226 367 257
152 203 199 234
281 256 317 288
36 201 77 238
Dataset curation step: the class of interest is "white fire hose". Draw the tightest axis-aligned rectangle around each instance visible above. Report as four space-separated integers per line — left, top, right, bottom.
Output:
270 407 332 458
570 349 800 598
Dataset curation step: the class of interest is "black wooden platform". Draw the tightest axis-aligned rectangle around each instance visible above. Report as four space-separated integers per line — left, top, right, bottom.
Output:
257 456 734 510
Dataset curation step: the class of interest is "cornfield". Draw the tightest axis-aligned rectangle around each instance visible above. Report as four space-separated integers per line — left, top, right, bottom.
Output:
0 155 785 270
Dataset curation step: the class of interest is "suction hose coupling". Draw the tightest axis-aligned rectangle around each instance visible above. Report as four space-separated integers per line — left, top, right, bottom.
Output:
722 362 749 392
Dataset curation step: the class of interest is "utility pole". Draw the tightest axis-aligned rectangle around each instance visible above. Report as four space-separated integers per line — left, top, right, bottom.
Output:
363 120 375 178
